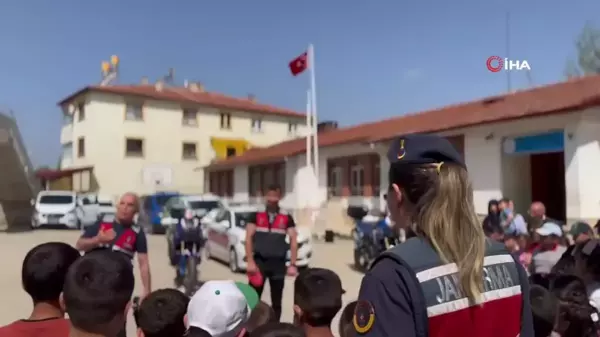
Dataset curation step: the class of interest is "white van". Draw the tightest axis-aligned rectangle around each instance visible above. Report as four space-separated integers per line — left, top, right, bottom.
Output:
31 191 79 229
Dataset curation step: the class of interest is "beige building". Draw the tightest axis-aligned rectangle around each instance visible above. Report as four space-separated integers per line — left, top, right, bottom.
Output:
57 82 307 197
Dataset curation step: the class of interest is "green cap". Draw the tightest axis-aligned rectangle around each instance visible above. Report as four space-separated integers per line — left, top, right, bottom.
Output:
569 222 593 240
235 281 259 310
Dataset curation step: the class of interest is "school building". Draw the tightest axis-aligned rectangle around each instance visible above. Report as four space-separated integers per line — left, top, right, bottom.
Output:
204 75 600 235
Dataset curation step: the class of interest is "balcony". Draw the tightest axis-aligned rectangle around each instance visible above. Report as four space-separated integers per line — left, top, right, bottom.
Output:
60 124 73 144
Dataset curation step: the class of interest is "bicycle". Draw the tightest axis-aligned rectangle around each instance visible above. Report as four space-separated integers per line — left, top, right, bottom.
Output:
177 239 202 296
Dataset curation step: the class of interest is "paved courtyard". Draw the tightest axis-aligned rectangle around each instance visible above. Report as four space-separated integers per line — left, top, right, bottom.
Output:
0 230 363 336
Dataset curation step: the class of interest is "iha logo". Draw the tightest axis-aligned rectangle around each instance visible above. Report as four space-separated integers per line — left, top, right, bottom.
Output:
486 56 531 72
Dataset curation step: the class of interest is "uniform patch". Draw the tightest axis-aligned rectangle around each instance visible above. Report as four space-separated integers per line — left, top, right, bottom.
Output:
353 300 375 334
397 139 406 159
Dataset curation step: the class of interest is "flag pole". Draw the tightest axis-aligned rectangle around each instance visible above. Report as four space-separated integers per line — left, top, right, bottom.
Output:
305 89 312 170
309 44 319 190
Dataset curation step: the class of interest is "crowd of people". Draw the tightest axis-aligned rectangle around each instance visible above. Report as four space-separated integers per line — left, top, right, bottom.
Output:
0 239 358 337
5 133 600 337
480 197 600 336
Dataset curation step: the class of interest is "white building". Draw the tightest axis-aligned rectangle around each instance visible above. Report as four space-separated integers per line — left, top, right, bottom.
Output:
205 76 600 234
55 82 307 197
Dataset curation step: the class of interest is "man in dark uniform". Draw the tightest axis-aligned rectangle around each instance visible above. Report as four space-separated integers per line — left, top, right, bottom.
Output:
245 184 298 321
75 192 152 337
354 134 533 337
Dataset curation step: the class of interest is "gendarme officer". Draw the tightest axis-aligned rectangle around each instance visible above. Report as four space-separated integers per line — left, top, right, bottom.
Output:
245 184 298 321
353 134 533 337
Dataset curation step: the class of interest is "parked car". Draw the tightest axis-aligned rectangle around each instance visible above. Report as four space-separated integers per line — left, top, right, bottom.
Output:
138 192 180 234
202 205 312 273
76 194 116 227
31 191 79 229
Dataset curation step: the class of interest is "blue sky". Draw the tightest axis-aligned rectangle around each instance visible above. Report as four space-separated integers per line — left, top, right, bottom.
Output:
0 0 598 167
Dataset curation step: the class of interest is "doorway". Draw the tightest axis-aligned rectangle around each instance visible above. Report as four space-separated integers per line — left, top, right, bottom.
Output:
530 152 565 221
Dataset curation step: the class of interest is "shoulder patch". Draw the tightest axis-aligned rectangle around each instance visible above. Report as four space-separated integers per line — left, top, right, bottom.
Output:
353 300 375 334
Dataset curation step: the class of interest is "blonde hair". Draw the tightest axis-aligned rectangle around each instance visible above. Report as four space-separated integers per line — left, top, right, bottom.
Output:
394 163 486 303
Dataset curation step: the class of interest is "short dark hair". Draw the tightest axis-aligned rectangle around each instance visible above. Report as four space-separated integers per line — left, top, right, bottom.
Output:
266 184 281 193
530 285 557 337
187 327 213 337
294 268 343 327
137 289 189 337
22 242 80 303
63 250 135 334
246 301 277 333
340 323 355 337
338 301 357 336
250 322 305 337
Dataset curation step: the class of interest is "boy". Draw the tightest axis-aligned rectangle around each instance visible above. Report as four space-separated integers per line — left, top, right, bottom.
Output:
0 242 79 337
293 268 344 337
136 289 189 337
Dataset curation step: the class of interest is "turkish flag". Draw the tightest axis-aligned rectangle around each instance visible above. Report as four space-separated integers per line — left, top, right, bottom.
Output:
289 51 308 76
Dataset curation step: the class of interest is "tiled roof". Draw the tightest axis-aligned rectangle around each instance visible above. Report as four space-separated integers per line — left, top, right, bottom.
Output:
57 85 304 118
36 166 94 181
206 75 600 170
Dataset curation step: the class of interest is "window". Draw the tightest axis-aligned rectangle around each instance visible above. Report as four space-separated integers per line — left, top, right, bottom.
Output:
251 119 262 133
63 114 73 125
125 138 144 157
182 109 197 126
39 195 74 204
77 137 85 158
77 103 86 121
249 167 261 196
125 103 143 121
220 112 231 129
263 167 274 188
350 163 364 196
373 161 381 196
62 142 73 161
328 166 342 197
226 147 236 157
182 142 197 160
209 170 234 197
288 122 298 135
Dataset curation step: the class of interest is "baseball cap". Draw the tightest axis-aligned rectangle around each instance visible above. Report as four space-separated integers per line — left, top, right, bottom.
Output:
569 221 593 240
187 280 259 337
536 222 563 237
387 133 466 169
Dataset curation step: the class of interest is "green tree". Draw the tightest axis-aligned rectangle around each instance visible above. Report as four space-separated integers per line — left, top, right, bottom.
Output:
566 23 600 78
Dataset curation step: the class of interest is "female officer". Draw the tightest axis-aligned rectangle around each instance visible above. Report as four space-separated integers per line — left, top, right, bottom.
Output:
353 134 533 337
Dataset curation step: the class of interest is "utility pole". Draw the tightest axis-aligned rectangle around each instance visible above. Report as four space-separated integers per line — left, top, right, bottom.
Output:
506 11 512 93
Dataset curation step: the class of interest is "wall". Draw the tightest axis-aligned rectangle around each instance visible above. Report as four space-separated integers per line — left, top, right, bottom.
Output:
564 107 600 222
224 109 600 234
59 91 306 197
462 111 585 220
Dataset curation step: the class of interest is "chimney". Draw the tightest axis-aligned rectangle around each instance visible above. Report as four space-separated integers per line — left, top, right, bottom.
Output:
189 82 204 93
317 121 338 133
155 80 164 92
140 77 149 85
247 93 256 102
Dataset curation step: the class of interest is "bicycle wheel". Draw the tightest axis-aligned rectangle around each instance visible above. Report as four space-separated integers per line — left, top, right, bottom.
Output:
184 255 197 296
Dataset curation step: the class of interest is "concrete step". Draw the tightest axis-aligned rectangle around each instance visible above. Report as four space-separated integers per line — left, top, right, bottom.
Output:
0 143 36 231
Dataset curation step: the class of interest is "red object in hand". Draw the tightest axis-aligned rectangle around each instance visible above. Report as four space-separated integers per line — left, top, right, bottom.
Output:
288 51 308 76
248 270 264 287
